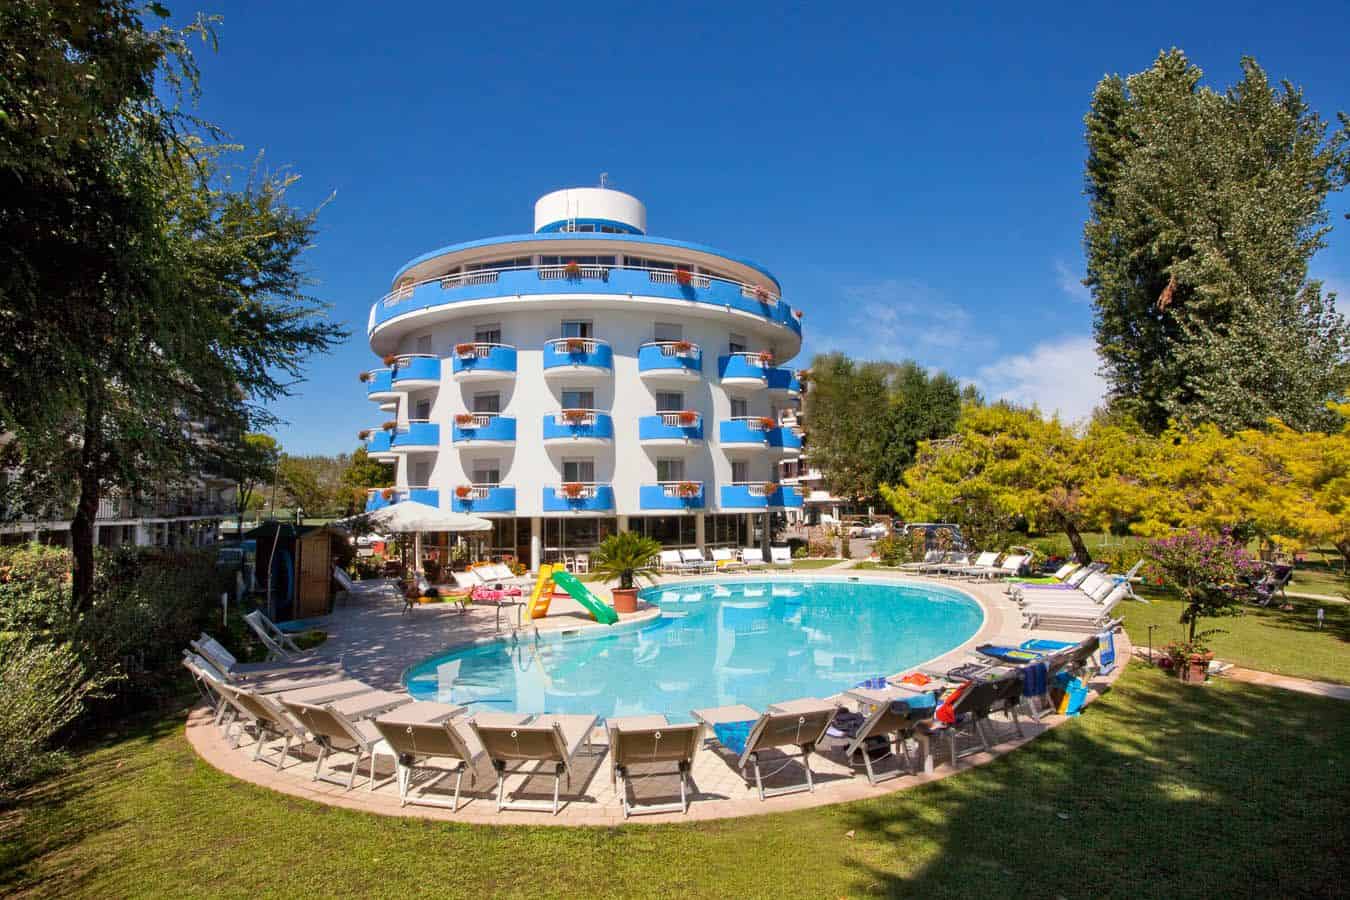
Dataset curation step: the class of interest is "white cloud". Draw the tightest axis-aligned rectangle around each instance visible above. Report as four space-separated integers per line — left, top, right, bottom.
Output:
976 334 1107 423
1054 260 1091 303
811 278 994 365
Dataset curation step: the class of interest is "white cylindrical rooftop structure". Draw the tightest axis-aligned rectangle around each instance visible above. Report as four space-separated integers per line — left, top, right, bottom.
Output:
533 187 647 234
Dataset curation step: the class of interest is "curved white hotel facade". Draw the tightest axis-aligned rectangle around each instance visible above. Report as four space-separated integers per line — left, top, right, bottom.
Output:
359 187 803 568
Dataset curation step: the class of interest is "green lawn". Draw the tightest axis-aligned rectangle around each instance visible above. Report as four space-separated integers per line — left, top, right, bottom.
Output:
2 667 1346 899
791 558 843 569
1122 591 1350 683
1288 563 1348 600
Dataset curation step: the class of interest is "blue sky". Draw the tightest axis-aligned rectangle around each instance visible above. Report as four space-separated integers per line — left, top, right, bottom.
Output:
182 1 1350 454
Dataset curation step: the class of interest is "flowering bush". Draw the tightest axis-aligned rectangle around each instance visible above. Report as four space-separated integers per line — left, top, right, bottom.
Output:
1145 529 1259 642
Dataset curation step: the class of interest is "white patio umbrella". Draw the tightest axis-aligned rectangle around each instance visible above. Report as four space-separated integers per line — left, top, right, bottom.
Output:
346 502 492 578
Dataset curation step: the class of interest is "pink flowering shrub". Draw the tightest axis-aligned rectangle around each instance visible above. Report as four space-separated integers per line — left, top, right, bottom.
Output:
1145 529 1259 642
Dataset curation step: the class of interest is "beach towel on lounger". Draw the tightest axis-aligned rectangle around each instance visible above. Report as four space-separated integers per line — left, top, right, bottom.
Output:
711 720 756 756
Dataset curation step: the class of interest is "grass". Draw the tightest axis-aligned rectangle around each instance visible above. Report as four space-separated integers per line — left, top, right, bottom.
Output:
791 558 842 569
1122 591 1350 683
1287 562 1347 600
2 667 1346 898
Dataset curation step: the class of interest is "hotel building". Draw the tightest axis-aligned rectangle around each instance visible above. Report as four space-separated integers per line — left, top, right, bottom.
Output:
360 187 803 568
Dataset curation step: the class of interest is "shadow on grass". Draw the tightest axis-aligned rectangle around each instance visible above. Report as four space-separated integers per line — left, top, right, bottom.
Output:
836 667 1350 899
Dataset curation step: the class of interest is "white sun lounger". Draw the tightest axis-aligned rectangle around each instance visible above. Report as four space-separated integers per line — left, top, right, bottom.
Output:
215 681 315 769
371 701 482 811
1022 585 1128 630
741 547 767 570
836 689 934 785
679 548 716 573
692 697 840 800
468 712 599 815
606 715 703 817
243 609 305 661
898 550 944 572
190 633 343 685
710 547 745 571
658 549 695 574
769 546 793 569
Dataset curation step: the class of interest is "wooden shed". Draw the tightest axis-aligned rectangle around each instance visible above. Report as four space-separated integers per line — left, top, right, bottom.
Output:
244 522 338 622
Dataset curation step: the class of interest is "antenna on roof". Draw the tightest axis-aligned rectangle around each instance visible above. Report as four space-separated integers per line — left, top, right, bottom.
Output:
598 172 609 189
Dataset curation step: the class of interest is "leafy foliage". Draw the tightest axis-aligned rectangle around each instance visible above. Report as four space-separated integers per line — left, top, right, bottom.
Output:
1084 50 1350 433
1144 529 1259 641
339 447 394 513
590 532 661 590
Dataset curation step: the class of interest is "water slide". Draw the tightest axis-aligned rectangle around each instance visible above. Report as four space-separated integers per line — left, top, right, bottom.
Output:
526 565 618 625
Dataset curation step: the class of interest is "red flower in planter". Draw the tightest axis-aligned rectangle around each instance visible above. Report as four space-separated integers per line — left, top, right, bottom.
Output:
675 267 693 286
382 354 398 367
455 485 473 499
754 285 771 302
677 481 700 497
561 482 585 498
762 482 780 495
359 371 372 383
757 416 776 430
564 337 588 353
454 342 477 357
757 351 775 366
677 410 698 426
357 429 372 441
562 408 588 423
381 420 398 431
455 413 479 426
563 260 581 279
380 487 395 500
673 339 694 354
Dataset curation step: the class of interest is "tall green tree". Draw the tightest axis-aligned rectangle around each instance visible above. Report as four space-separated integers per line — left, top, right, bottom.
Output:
339 446 393 514
1084 50 1350 433
0 2 346 613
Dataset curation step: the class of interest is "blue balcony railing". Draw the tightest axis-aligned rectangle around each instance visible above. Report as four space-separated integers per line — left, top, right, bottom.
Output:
365 368 394 398
391 421 439 451
637 342 702 377
543 338 613 373
451 344 517 379
451 485 516 514
542 484 615 512
718 353 770 385
364 489 392 512
371 259 801 338
771 485 804 508
451 414 516 444
639 483 706 511
719 418 774 445
391 354 441 386
767 426 803 451
719 483 770 509
638 414 704 443
542 411 614 442
406 488 440 507
766 367 801 394
365 430 393 455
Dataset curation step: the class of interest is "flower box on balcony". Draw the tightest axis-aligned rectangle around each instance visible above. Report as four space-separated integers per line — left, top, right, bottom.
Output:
757 417 776 430
793 309 803 320
564 338 588 353
762 482 780 495
675 267 693 286
454 343 477 357
757 351 775 366
359 371 372 383
561 409 589 423
677 481 700 498
754 286 771 302
673 340 694 354
380 487 396 500
455 485 473 499
455 413 479 427
358 429 373 440
382 354 398 367
677 410 699 426
561 482 585 498
381 420 398 431
563 261 581 279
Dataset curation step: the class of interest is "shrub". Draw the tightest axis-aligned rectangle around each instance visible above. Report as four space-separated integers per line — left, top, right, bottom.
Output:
871 536 909 566
1145 529 1259 642
0 636 111 797
0 543 72 635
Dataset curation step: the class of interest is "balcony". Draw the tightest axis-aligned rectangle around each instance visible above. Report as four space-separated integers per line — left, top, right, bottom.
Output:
767 426 803 454
361 428 397 461
391 354 441 390
364 368 397 402
637 341 702 381
390 420 439 453
451 484 516 515
451 343 517 382
542 483 615 513
719 416 777 449
639 482 706 511
638 412 704 447
543 338 613 377
718 353 771 389
451 413 516 447
542 410 614 446
406 487 440 507
365 488 392 512
365 487 439 511
766 367 802 396
719 482 802 510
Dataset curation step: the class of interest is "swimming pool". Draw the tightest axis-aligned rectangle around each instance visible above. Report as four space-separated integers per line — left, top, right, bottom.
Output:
403 577 983 721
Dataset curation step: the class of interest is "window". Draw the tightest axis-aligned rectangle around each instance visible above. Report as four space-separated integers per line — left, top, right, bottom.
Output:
561 320 592 339
728 333 747 353
412 461 432 485
730 397 748 418
562 459 595 483
731 460 749 483
656 458 685 482
653 322 682 342
415 334 433 354
655 392 684 412
474 324 502 344
540 255 615 266
414 399 433 420
472 461 500 485
472 392 500 413
623 256 679 271
561 389 594 409
466 256 530 271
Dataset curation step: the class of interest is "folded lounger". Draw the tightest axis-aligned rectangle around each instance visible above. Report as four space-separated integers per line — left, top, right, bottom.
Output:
242 609 305 661
965 553 1028 580
1016 571 1114 606
280 683 410 790
691 698 841 800
679 549 717 574
934 552 975 576
710 547 746 571
182 652 260 743
372 701 483 811
332 566 402 599
832 690 937 785
215 681 316 769
606 715 704 817
740 547 767 570
190 633 343 684
952 551 999 576
468 712 599 815
768 546 794 569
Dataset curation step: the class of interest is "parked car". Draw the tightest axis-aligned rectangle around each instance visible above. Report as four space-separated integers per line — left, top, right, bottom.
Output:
847 521 890 539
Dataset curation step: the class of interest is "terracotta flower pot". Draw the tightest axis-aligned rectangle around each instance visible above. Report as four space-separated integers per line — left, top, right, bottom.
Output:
611 588 638 614
1180 652 1214 683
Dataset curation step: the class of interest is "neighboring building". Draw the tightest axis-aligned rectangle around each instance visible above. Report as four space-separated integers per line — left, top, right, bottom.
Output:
0 482 236 549
359 187 804 568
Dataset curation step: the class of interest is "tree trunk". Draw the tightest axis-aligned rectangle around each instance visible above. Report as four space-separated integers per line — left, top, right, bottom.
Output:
1063 519 1092 565
69 403 103 617
1338 541 1349 576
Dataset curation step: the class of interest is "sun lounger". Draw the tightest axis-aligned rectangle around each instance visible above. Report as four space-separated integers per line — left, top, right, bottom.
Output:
916 674 1023 767
243 609 305 661
963 553 1028 580
371 701 484 810
710 547 745 571
740 547 767 570
280 683 410 791
898 550 944 572
215 682 315 769
679 548 716 574
933 552 975 575
691 697 840 800
182 652 259 743
658 549 696 574
1022 586 1128 630
769 546 794 569
606 715 703 817
468 712 599 814
833 689 937 784
190 633 342 684
333 566 402 600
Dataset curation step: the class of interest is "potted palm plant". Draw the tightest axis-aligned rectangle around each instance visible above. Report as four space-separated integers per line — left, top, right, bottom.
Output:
590 532 661 614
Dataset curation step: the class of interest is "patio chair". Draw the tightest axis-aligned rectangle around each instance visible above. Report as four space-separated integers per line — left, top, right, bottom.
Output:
243 609 304 661
182 652 259 745
606 715 703 817
215 682 314 769
679 548 716 574
964 553 1028 580
372 701 483 811
691 697 840 800
916 674 1022 768
740 547 767 570
833 691 937 785
769 546 793 569
658 549 694 574
710 547 745 571
190 633 343 684
280 684 410 791
468 712 600 815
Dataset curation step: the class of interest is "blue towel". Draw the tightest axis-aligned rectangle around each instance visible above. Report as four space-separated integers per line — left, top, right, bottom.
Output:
1097 630 1117 675
1021 661 1049 698
1020 638 1074 652
890 694 936 716
854 675 889 690
712 720 756 756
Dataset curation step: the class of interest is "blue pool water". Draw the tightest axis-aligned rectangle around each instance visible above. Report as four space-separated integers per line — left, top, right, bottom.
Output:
403 578 982 721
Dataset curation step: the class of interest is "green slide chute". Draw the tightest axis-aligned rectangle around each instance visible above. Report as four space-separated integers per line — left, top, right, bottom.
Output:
550 571 619 625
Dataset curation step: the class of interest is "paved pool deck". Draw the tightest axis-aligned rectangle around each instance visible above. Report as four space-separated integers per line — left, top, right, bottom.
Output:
186 571 1129 825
